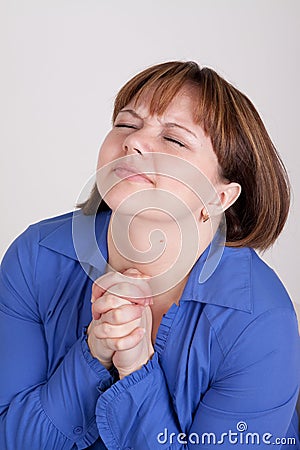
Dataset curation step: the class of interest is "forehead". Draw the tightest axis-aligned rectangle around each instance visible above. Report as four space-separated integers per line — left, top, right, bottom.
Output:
124 84 200 122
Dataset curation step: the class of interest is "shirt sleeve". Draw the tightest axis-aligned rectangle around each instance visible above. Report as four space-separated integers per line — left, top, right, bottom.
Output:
0 227 113 450
95 308 300 449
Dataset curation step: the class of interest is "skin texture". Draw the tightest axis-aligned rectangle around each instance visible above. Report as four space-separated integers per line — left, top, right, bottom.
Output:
87 85 241 378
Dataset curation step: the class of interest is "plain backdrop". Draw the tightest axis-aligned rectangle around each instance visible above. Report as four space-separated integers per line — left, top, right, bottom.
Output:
1 0 299 308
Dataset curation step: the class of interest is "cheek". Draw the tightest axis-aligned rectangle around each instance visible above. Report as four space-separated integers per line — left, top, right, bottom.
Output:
97 133 121 170
156 155 220 212
155 177 203 216
97 149 106 172
192 151 220 180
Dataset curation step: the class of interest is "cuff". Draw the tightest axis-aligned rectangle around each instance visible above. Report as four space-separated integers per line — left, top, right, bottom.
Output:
96 352 160 449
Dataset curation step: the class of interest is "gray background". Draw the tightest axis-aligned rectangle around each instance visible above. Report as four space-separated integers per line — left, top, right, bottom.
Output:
1 1 299 311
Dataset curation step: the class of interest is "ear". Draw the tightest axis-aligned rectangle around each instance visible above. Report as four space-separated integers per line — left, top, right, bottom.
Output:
200 182 241 223
217 182 241 212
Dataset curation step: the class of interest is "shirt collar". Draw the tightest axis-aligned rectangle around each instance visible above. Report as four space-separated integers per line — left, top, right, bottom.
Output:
180 244 252 313
39 209 111 278
39 209 252 313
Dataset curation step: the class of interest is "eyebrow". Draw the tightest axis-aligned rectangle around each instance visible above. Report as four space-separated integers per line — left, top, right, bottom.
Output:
119 109 142 119
119 109 197 139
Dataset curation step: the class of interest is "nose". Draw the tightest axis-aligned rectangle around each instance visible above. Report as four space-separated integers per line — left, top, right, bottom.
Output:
122 129 153 156
124 145 142 156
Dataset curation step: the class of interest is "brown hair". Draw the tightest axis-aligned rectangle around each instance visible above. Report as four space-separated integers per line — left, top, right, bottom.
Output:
79 61 290 251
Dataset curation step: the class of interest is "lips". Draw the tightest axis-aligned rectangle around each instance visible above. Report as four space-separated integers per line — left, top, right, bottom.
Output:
113 163 154 185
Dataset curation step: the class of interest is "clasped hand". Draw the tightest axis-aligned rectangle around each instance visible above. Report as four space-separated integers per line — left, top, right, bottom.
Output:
87 268 154 379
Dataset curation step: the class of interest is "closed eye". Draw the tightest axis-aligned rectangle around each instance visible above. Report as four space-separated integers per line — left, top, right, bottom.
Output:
164 137 186 148
115 123 137 129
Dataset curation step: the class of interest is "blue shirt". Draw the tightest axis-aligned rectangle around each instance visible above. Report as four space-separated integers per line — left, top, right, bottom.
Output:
0 209 299 450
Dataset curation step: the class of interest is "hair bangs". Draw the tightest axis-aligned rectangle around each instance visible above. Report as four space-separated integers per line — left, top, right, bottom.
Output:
112 61 203 122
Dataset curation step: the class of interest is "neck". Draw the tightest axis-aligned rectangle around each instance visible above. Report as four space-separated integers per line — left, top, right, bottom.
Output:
106 209 212 299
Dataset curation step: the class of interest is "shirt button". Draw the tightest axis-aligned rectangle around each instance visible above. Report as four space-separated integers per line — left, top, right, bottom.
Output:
73 426 83 435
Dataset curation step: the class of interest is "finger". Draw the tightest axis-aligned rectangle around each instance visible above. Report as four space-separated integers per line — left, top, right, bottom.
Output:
109 282 153 305
91 270 122 302
106 327 145 351
92 294 131 320
102 303 145 325
92 271 153 303
93 318 143 339
92 282 152 315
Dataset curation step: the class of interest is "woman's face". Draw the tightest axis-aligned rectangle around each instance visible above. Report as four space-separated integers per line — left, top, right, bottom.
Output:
97 84 228 219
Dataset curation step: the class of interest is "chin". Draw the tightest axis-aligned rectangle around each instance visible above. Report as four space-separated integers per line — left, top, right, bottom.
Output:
99 181 151 213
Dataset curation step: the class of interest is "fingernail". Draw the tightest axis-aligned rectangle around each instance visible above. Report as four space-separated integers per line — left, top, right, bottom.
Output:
91 296 95 303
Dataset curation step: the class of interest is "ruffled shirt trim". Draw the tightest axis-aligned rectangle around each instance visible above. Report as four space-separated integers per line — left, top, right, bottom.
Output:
96 353 161 449
75 420 101 449
154 302 179 356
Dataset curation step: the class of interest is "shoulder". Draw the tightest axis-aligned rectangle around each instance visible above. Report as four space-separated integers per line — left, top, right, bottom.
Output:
204 245 295 315
1 211 83 292
1 210 74 277
2 209 111 265
196 246 298 356
248 248 293 313
1 209 111 288
0 211 92 320
28 210 75 246
2 211 74 255
0 212 72 320
34 210 74 236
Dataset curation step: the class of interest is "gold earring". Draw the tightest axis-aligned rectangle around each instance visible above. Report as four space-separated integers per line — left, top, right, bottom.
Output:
201 210 210 223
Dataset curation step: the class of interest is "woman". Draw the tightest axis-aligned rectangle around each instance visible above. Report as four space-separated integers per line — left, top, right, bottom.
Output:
0 61 299 449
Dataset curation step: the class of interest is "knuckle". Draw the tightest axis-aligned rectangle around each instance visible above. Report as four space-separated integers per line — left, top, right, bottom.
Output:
105 339 114 350
104 293 117 307
103 293 113 303
102 322 112 335
112 309 122 322
93 325 103 339
114 339 124 351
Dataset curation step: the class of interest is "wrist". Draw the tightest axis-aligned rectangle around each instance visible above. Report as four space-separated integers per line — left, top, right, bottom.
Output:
118 353 154 379
97 357 113 371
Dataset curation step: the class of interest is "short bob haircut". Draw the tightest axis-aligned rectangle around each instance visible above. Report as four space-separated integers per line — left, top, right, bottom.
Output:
79 61 290 251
